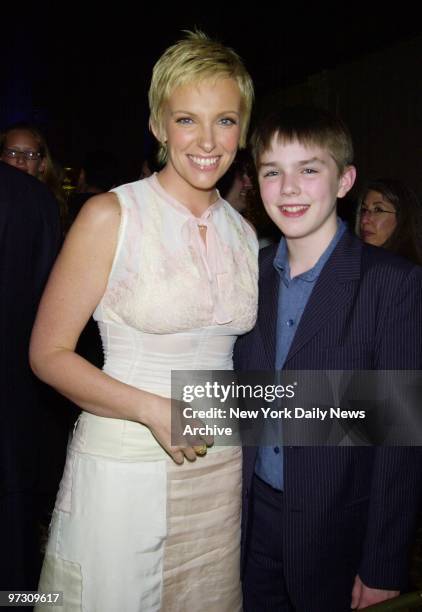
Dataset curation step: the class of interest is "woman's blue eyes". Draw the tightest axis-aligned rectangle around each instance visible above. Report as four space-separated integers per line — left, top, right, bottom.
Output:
219 118 237 126
175 117 237 126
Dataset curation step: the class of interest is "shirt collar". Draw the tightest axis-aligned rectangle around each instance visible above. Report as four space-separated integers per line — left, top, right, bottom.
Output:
273 219 347 284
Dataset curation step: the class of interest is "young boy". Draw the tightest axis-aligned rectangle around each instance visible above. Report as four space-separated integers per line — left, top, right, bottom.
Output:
235 107 422 611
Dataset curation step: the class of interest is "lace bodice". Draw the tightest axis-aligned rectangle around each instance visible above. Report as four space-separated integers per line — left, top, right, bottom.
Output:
94 175 257 333
93 175 258 400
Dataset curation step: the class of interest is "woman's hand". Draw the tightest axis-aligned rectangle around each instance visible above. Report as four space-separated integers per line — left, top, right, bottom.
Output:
144 395 213 464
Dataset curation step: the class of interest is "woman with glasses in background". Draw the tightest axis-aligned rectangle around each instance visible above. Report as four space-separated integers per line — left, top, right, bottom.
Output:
0 123 67 229
1 124 47 178
356 177 422 265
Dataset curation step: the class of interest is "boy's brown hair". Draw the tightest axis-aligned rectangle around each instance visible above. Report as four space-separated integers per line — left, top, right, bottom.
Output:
251 106 353 175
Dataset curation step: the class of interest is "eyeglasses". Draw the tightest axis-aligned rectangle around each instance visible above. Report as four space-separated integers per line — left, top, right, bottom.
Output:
360 206 396 218
2 148 42 161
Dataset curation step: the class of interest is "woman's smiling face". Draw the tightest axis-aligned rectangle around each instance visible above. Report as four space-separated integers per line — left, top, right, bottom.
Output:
154 78 242 211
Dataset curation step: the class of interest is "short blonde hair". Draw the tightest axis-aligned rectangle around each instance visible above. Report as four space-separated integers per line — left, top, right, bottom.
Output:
149 30 254 164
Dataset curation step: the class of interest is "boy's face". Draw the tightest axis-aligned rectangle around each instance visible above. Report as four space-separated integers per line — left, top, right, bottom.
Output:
257 137 355 243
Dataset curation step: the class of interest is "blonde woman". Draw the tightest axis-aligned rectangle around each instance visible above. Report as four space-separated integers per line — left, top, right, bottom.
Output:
30 31 257 611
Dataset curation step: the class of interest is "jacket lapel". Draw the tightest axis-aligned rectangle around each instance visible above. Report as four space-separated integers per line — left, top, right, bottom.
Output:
286 231 362 364
257 245 279 368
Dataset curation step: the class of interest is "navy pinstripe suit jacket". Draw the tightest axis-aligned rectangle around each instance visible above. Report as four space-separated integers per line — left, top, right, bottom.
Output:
234 230 422 610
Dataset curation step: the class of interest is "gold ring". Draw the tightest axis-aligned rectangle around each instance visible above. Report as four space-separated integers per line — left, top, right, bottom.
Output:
194 444 207 456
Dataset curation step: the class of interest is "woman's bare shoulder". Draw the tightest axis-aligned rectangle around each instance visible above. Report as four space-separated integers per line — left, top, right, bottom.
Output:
60 191 123 270
74 191 121 230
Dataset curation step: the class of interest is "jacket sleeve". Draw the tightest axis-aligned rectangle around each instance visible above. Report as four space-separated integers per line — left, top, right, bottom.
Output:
359 266 422 589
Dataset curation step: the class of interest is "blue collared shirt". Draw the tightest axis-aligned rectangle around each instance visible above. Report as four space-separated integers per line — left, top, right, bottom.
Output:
255 220 347 489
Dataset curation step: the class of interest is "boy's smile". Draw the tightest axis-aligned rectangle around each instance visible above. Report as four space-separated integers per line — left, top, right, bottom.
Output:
277 204 310 217
258 138 355 254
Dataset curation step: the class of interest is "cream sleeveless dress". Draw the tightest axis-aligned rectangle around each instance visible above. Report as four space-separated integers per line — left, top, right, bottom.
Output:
37 174 258 612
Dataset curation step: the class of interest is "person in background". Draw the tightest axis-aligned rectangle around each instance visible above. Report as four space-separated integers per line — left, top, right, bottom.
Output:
0 122 67 231
1 124 72 536
30 31 257 611
0 162 60 594
356 177 422 265
0 123 46 178
138 139 162 180
218 149 254 213
139 157 153 179
219 149 280 247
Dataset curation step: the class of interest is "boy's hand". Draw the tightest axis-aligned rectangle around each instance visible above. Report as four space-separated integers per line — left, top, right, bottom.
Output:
351 574 399 609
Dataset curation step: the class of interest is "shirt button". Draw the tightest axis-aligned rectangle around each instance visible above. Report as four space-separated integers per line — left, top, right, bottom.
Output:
274 447 280 454
286 319 295 327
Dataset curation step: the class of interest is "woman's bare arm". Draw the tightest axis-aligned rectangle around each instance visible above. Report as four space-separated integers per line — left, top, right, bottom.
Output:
29 193 197 463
